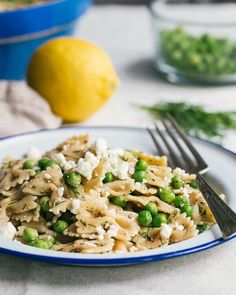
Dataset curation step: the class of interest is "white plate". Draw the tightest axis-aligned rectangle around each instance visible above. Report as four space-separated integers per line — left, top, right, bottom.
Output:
0 126 235 266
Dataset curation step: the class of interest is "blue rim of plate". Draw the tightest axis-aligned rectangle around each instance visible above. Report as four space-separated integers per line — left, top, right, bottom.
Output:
0 125 235 266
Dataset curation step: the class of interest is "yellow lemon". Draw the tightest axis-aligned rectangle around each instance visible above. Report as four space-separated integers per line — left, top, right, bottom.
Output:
27 37 119 122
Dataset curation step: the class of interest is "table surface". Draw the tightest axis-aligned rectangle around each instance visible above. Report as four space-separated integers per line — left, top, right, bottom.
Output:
1 5 236 295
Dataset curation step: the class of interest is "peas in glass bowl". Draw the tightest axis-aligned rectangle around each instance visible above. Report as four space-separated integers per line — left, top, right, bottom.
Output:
149 0 236 85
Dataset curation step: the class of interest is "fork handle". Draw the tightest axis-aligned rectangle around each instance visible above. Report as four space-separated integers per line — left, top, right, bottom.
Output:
197 174 236 238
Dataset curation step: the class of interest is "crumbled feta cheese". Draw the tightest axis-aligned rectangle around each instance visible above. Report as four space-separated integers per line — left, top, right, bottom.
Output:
63 161 76 170
108 148 124 156
160 224 173 239
173 167 188 178
108 209 116 215
176 224 184 231
107 225 119 237
54 153 76 170
76 151 99 180
98 234 104 241
71 199 81 214
182 187 190 199
57 187 64 197
0 222 16 240
96 226 105 235
96 226 106 241
128 164 135 175
103 148 131 180
116 161 129 180
54 153 66 164
27 147 42 160
95 138 108 156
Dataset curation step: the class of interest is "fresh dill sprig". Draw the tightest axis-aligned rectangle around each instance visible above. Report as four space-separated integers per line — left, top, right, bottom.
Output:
139 102 236 140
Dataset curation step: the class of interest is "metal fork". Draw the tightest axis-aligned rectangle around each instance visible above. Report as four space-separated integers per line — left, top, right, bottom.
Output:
147 115 236 238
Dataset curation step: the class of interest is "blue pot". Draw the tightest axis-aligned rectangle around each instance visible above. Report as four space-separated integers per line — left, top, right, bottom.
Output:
0 0 93 80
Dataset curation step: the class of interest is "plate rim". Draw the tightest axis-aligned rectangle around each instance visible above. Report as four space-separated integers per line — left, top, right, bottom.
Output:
0 125 235 265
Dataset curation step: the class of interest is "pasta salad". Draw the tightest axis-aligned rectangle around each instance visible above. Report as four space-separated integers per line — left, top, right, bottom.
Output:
0 134 216 254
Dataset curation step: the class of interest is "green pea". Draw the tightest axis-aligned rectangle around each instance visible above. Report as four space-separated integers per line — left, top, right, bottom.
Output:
189 181 199 189
30 239 50 250
60 211 75 224
152 213 168 228
44 237 55 249
160 27 236 77
174 195 188 208
23 228 38 243
138 210 152 227
53 220 69 233
135 159 148 171
133 170 147 183
197 224 208 233
160 188 175 204
181 204 193 217
103 172 115 183
39 196 50 212
110 196 126 208
144 202 158 217
23 160 36 169
38 158 56 170
171 176 183 189
64 172 81 188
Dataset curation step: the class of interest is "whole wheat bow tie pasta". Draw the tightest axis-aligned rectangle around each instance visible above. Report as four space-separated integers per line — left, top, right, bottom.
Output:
0 134 217 253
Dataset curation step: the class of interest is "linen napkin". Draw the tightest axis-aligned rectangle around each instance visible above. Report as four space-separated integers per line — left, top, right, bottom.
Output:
0 81 61 137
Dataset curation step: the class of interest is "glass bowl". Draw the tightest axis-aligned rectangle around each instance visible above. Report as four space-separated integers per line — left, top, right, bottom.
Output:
149 0 236 85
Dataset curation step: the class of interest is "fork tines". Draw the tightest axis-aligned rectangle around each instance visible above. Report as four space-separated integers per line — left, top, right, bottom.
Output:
147 115 208 174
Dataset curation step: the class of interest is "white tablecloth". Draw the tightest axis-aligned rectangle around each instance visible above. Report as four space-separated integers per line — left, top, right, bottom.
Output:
1 5 236 295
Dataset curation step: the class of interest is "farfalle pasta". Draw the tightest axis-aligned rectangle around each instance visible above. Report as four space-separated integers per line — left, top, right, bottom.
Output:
0 134 216 253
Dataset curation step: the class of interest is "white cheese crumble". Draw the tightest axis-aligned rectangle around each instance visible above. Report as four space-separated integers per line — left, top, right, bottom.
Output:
103 148 131 180
182 187 190 199
96 226 105 235
96 226 106 240
107 225 119 237
176 224 184 231
70 199 81 215
160 224 173 239
173 167 189 178
57 187 64 197
27 147 42 160
108 148 124 156
76 151 99 180
116 162 129 180
95 138 108 156
108 209 116 215
54 153 76 170
0 222 16 240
